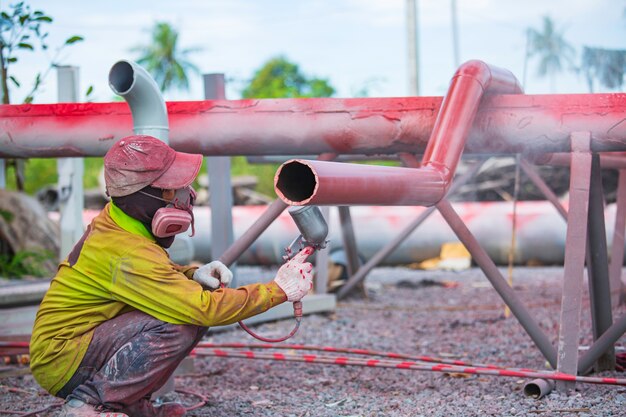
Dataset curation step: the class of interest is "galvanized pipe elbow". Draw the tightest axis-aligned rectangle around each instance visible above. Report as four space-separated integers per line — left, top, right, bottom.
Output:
108 60 169 142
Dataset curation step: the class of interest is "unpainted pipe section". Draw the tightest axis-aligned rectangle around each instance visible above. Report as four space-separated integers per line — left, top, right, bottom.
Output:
274 60 523 206
523 379 555 399
108 60 169 142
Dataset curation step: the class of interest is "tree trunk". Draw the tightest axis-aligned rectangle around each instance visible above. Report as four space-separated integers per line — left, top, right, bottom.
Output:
0 46 11 104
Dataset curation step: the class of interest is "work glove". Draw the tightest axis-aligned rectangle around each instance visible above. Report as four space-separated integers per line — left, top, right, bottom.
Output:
274 246 315 302
193 261 233 290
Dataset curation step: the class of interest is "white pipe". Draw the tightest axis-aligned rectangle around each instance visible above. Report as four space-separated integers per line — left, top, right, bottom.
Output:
108 60 169 143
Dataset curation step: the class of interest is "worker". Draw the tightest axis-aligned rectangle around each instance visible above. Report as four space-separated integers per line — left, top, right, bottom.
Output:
29 135 315 417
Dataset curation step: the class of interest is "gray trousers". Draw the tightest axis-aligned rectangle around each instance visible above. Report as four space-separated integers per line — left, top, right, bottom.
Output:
56 310 207 410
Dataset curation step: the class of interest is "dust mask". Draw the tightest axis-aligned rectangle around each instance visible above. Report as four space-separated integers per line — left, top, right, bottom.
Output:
139 187 196 238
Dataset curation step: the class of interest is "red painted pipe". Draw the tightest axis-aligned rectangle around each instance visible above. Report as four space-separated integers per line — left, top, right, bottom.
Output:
274 61 523 206
532 152 626 170
1 94 625 158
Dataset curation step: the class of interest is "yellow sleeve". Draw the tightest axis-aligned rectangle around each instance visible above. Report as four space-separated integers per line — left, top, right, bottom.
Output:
172 263 198 279
108 242 287 327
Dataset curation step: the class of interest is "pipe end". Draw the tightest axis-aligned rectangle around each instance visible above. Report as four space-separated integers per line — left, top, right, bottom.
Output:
274 160 317 205
523 378 555 399
109 60 135 95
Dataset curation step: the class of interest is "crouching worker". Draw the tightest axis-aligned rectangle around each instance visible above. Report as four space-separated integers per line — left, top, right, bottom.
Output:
29 135 314 417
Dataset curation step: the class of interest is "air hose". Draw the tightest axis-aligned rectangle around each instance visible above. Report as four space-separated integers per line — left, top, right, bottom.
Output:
234 205 328 343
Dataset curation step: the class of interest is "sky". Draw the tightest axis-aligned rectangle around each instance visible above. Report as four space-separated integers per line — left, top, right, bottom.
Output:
9 0 626 104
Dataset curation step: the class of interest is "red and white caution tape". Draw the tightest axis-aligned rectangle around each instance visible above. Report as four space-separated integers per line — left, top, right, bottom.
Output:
193 347 626 386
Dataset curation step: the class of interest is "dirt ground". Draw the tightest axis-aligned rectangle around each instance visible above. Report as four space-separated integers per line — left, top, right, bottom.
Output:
1 266 625 417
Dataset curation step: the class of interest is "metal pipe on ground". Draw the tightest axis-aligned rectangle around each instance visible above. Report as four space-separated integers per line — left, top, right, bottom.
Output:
523 379 555 399
274 60 523 206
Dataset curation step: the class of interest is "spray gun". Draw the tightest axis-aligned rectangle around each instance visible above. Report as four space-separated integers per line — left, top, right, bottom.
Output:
237 205 329 342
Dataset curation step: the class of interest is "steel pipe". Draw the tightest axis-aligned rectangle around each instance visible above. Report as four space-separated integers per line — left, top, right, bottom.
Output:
274 159 446 206
1 94 626 159
532 152 626 170
274 61 523 206
523 379 555 399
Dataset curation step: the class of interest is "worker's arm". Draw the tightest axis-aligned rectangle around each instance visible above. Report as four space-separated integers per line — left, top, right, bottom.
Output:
107 242 312 327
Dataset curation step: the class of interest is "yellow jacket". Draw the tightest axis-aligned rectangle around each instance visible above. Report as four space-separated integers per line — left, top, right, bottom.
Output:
30 202 286 394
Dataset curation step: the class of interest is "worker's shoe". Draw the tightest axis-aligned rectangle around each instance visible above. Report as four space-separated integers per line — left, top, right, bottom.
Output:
58 399 128 417
122 398 186 417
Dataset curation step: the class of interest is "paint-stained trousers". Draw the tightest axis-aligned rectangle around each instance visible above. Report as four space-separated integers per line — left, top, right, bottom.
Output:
56 310 207 410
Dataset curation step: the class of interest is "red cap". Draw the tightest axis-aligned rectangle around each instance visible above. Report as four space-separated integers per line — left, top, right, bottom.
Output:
104 135 203 197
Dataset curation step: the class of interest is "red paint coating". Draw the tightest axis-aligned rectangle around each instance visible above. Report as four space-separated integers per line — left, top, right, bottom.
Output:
274 61 527 206
1 92 625 158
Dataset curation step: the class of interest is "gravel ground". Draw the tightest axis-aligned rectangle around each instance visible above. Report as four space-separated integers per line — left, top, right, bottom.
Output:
1 266 625 416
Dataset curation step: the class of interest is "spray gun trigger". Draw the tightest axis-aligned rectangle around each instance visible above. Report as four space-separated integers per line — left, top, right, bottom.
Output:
283 234 304 261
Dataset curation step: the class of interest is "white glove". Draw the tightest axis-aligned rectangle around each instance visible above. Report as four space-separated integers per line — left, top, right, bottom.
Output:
274 246 315 302
193 261 233 290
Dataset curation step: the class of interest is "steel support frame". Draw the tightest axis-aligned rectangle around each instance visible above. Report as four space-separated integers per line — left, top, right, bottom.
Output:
609 170 626 307
522 151 622 378
555 132 593 391
585 153 615 372
336 158 486 300
436 199 558 368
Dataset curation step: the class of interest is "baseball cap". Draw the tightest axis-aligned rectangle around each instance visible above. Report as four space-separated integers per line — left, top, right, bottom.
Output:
104 135 203 197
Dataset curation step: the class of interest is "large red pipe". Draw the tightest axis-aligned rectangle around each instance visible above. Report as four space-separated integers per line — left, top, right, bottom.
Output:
0 93 625 159
274 61 523 206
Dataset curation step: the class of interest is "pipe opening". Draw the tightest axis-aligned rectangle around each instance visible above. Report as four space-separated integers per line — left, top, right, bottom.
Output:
523 378 554 399
109 61 134 95
276 161 317 203
523 383 541 399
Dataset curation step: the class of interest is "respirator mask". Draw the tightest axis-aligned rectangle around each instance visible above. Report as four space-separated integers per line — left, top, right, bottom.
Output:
139 186 196 238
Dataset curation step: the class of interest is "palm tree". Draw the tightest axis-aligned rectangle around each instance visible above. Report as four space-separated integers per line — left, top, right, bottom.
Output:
524 16 575 92
132 22 200 92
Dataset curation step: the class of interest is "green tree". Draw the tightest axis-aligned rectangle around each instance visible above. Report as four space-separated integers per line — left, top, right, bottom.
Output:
132 22 200 92
525 16 575 92
0 1 83 192
0 1 83 104
241 56 335 98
